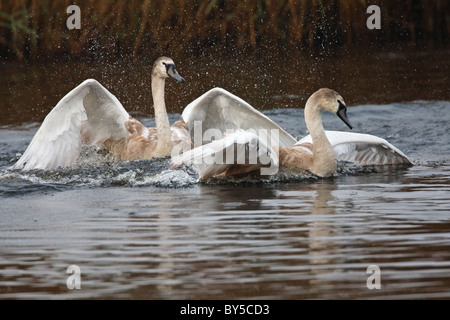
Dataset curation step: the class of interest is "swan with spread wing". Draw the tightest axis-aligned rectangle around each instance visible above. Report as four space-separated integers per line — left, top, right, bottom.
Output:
172 88 412 179
12 57 190 170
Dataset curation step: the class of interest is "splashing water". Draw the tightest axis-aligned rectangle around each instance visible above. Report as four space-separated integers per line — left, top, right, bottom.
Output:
1 101 448 192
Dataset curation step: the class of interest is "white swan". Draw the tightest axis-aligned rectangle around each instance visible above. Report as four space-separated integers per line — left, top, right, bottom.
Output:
12 56 190 170
172 88 412 179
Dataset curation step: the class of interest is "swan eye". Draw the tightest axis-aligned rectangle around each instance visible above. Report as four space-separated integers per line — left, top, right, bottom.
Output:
337 99 346 107
162 62 171 74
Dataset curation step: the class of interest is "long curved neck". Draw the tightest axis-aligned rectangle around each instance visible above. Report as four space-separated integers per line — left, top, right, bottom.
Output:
304 100 336 176
151 75 173 154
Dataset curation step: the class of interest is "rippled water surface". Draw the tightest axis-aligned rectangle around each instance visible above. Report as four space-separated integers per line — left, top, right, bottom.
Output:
1 51 450 299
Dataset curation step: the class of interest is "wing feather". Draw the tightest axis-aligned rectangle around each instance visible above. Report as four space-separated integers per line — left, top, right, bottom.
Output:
171 130 279 178
12 79 130 170
181 88 297 148
297 131 412 165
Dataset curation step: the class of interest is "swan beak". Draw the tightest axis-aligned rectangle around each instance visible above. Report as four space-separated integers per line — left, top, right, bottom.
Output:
337 101 352 129
166 64 185 83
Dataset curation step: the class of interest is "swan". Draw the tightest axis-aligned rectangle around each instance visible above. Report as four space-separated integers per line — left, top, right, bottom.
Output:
12 56 191 170
172 88 412 179
274 88 357 177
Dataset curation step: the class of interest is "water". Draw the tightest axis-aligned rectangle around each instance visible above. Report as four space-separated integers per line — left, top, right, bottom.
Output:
1 50 450 300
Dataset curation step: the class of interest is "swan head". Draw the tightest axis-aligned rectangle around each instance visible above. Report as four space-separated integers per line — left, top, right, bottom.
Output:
308 88 352 129
152 57 185 83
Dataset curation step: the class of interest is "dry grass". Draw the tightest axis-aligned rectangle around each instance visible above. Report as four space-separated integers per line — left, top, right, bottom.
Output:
0 0 448 60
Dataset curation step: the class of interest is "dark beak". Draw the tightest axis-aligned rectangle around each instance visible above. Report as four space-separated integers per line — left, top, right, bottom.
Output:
337 101 352 129
166 64 185 83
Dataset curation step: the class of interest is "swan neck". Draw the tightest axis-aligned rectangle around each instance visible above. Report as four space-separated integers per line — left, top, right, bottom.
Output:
304 102 327 143
152 75 173 153
304 100 336 176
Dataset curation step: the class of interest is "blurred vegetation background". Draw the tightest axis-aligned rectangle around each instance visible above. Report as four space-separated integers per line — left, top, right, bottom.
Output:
0 0 448 61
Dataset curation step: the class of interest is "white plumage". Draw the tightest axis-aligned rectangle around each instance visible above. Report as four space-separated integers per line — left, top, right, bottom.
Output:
12 79 130 170
181 87 297 148
297 131 412 165
172 130 279 178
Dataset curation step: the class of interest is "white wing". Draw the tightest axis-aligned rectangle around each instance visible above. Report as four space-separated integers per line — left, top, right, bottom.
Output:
297 131 412 165
181 88 296 148
171 130 279 179
12 79 131 170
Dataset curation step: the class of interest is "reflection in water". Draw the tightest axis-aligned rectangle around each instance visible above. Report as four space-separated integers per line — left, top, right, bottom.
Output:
267 182 343 298
1 165 450 299
308 182 340 295
156 208 175 298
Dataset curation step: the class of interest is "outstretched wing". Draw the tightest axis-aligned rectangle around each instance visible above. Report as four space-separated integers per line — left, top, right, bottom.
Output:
297 131 412 165
12 79 131 170
171 130 279 179
181 88 297 148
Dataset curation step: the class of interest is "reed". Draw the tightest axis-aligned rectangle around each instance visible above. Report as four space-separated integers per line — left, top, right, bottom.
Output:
0 0 448 61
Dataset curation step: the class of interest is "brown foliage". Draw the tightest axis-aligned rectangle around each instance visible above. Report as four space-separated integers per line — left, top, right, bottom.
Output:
0 0 448 60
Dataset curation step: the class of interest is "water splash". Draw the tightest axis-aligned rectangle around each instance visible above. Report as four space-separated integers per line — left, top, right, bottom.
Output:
1 101 449 194
1 151 409 194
